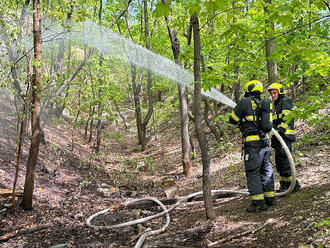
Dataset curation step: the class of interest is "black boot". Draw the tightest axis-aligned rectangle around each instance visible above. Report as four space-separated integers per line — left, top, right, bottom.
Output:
265 197 276 206
246 200 268 212
292 180 301 192
276 181 290 193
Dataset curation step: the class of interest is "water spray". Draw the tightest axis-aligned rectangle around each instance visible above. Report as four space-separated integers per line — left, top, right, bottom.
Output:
2 19 236 108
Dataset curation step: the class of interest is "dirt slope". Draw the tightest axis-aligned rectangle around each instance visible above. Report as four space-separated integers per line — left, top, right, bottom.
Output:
0 90 329 248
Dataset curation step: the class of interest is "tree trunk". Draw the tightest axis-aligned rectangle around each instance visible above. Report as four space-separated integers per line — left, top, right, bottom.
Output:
52 9 73 118
84 104 91 140
203 99 223 142
20 0 31 21
88 105 95 144
95 65 103 152
162 0 193 176
264 0 279 84
231 0 241 103
12 84 30 213
21 0 42 210
140 0 154 151
191 12 215 220
95 0 104 153
121 1 150 151
131 64 143 148
114 100 128 130
200 56 223 142
178 85 193 176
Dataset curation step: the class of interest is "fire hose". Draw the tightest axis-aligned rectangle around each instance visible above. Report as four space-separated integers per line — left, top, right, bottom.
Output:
86 128 296 247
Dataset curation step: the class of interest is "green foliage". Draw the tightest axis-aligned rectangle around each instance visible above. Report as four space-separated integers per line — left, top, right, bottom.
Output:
214 113 230 123
216 142 225 150
229 163 238 173
104 132 124 143
96 165 104 172
79 178 90 189
123 155 157 173
154 1 171 18
315 217 330 228
87 152 98 160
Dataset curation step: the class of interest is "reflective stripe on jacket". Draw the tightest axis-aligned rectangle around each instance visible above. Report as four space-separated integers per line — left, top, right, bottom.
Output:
229 96 272 143
273 96 295 141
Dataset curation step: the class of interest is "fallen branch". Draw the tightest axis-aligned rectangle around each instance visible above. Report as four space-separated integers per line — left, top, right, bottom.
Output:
0 189 23 198
0 223 51 242
207 218 274 247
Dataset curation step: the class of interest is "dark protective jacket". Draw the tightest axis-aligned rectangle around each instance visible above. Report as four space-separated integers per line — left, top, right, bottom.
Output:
229 93 275 200
229 93 273 144
272 95 296 143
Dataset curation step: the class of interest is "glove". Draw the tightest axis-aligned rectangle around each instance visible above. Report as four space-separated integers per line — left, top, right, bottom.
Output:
278 126 286 135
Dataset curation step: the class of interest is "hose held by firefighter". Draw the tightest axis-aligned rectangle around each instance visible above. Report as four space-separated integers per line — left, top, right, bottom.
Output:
229 80 276 212
268 83 301 193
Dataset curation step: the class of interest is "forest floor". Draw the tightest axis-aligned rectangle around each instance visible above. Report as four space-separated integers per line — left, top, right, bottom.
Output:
0 91 329 248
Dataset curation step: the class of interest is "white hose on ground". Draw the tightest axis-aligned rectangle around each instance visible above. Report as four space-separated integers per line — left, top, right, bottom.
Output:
86 197 170 230
133 198 170 248
86 128 296 247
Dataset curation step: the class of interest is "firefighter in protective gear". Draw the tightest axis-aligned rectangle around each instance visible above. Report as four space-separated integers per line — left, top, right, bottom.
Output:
268 83 301 192
229 80 276 212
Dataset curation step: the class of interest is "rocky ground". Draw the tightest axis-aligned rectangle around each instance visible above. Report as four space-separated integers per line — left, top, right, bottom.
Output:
0 90 329 248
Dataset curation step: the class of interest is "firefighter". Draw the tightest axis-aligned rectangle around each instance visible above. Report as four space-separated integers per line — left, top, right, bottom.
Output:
229 80 276 212
268 83 301 192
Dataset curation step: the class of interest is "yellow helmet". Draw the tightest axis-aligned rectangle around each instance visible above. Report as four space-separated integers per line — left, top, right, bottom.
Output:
268 83 285 94
245 80 263 94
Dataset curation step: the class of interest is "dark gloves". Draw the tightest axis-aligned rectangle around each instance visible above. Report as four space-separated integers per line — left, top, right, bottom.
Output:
278 126 286 135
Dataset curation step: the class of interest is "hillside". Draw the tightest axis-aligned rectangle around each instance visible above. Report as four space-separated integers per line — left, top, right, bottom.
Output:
0 90 329 248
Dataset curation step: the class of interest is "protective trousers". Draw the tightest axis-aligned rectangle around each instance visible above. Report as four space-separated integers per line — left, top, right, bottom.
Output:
274 138 292 178
244 144 275 200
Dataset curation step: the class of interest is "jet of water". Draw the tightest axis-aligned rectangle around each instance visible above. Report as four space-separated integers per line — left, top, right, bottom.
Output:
2 19 237 108
80 21 236 108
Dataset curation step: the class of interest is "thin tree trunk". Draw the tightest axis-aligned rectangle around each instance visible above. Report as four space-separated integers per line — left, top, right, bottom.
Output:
114 100 128 130
54 11 71 74
84 113 90 139
95 67 103 151
95 0 104 153
140 0 154 151
20 0 30 21
200 56 224 142
131 64 143 147
52 8 73 118
178 85 193 175
12 51 33 212
71 87 81 151
162 0 193 176
119 2 150 151
264 0 279 84
203 99 223 142
191 12 215 220
21 0 42 210
88 105 95 144
12 83 30 213
232 0 241 103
